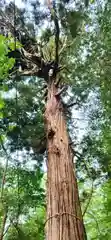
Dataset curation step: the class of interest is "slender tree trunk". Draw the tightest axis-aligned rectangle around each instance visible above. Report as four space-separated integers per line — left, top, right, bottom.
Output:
0 207 8 240
44 82 86 240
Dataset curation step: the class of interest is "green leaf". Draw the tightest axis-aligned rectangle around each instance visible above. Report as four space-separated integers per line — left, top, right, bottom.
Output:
0 112 3 118
0 99 4 109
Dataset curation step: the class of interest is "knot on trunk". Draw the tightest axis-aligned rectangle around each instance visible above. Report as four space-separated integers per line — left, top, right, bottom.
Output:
48 145 60 155
48 128 55 139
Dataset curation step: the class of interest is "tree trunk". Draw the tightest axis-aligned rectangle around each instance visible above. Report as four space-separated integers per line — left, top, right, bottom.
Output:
44 82 86 240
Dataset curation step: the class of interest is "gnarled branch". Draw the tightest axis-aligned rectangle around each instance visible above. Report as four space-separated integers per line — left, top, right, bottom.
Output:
21 48 44 68
55 85 67 96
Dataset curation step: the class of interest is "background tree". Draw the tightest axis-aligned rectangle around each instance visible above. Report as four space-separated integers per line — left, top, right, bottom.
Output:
0 0 111 239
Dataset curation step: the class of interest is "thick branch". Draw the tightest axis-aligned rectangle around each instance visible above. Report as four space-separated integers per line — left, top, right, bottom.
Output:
0 9 37 53
59 37 67 56
55 86 67 96
18 66 39 76
55 77 62 87
21 48 44 68
59 39 75 57
0 10 44 71
67 102 78 108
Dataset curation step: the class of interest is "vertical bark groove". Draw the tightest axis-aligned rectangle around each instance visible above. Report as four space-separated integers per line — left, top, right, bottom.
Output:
45 82 86 240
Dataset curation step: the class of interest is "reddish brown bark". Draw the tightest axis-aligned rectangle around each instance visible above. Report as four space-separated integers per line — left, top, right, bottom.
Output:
44 82 86 240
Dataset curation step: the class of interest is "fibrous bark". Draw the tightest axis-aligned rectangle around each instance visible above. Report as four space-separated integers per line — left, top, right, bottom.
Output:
44 82 86 240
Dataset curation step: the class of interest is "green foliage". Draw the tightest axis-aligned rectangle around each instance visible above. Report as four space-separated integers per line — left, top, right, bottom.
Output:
0 0 111 239
0 76 45 158
67 10 86 38
84 181 111 239
0 35 15 80
6 207 45 240
0 34 15 122
0 161 45 239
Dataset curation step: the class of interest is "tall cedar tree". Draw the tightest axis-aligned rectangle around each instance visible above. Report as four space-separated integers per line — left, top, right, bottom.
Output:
0 0 91 239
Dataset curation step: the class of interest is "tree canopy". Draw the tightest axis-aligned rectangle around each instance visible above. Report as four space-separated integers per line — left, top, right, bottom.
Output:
0 0 111 239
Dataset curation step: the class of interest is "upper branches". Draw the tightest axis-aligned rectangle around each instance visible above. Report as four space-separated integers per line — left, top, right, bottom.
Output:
48 0 60 64
52 0 60 64
0 1 61 82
